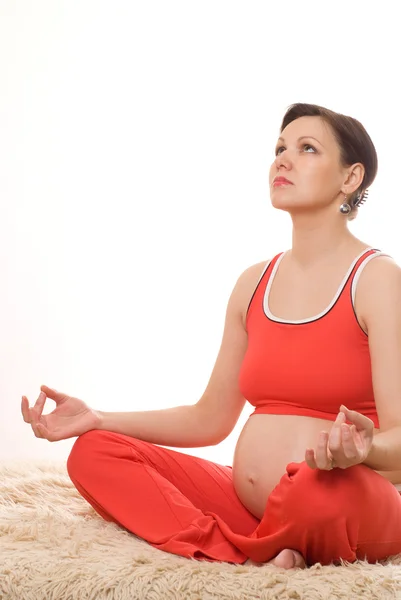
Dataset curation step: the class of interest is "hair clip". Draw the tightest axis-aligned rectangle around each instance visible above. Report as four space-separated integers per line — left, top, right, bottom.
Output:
354 189 369 207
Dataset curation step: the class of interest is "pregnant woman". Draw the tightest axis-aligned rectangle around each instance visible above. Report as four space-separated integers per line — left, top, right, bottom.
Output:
22 102 401 569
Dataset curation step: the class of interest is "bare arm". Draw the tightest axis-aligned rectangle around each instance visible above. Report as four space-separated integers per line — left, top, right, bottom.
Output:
23 387 220 446
96 404 221 447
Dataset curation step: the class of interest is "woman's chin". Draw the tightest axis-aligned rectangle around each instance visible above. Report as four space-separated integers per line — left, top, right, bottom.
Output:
270 201 293 212
270 199 314 214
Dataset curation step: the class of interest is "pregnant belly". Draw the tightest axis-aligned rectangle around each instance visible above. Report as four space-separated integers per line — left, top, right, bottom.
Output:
232 414 397 520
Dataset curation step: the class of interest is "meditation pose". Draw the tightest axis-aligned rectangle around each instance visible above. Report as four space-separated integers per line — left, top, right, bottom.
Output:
22 103 401 569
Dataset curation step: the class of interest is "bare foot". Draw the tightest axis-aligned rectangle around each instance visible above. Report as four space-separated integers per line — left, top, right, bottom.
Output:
244 549 306 569
268 549 306 569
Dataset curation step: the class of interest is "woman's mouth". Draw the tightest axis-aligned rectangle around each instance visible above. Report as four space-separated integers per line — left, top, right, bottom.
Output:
273 176 293 186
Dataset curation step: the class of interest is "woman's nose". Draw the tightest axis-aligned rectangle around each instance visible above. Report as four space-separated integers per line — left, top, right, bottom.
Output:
274 150 292 170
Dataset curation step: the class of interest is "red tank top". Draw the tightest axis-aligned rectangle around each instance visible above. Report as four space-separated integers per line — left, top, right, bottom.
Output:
238 248 388 428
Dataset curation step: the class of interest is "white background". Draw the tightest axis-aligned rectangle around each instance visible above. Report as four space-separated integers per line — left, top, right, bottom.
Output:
1 1 400 465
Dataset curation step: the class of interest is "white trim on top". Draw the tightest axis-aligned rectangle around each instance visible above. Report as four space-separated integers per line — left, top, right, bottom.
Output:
351 251 388 306
263 247 376 325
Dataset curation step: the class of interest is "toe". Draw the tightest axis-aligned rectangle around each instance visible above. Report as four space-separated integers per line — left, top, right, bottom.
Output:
269 549 295 569
292 550 306 569
269 549 306 569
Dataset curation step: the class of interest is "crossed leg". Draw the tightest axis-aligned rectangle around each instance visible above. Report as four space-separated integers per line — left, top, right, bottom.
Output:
67 430 307 567
68 431 401 568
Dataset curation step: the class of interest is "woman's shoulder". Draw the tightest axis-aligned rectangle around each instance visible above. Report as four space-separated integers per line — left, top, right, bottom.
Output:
361 250 400 275
235 259 273 330
239 252 285 290
356 251 401 326
241 257 273 283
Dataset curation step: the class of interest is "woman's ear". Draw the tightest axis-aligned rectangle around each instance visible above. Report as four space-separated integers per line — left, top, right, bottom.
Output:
342 163 365 196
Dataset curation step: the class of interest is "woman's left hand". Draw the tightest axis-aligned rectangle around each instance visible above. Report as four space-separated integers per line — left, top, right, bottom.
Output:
305 405 375 470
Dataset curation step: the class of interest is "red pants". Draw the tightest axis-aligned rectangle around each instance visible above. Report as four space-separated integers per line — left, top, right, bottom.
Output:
67 430 401 566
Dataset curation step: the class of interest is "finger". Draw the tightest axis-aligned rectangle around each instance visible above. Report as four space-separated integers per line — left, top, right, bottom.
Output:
315 431 331 470
341 424 360 460
21 396 31 423
350 425 365 453
41 385 58 394
30 393 47 430
305 448 317 469
36 423 53 441
40 385 66 404
31 421 44 439
329 412 344 453
339 405 374 431
33 391 47 414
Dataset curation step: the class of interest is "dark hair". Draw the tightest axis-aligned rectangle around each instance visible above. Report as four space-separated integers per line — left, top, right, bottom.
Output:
280 103 378 218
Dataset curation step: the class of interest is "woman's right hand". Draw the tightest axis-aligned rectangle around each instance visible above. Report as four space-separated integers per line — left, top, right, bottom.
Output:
21 385 102 442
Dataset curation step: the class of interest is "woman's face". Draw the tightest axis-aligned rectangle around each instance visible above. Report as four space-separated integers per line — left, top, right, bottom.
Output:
268 116 348 215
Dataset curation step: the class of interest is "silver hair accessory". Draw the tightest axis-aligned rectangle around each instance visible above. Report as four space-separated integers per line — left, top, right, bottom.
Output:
354 189 369 207
339 189 369 214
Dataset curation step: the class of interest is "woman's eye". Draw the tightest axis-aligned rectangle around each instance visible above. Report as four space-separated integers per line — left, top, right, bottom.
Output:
275 143 316 156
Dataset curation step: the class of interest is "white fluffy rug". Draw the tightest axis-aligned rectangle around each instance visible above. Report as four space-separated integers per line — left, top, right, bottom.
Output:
1 460 401 600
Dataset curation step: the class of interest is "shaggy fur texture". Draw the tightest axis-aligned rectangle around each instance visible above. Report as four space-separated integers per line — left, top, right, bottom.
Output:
1 460 401 600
